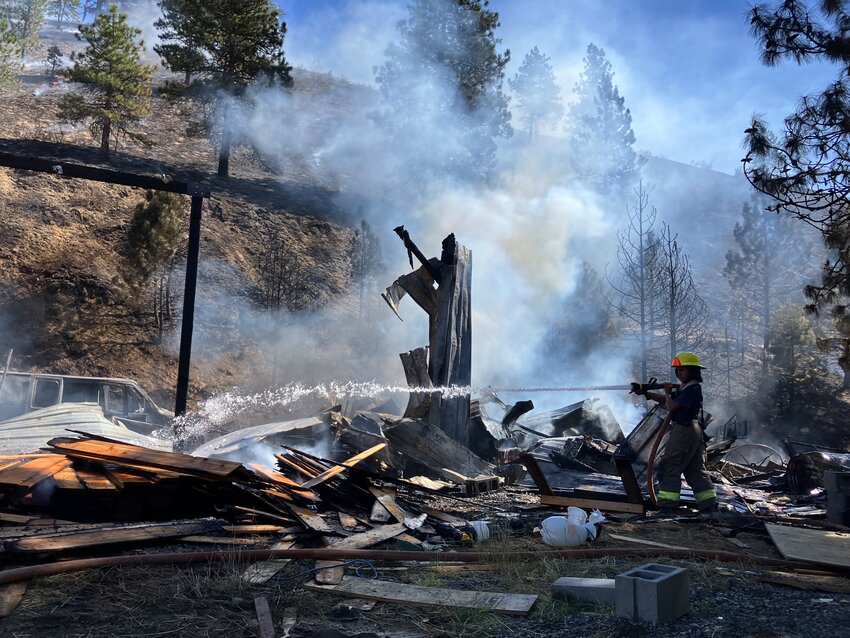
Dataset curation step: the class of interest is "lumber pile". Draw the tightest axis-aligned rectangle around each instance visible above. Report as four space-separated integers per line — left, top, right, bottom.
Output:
0 433 453 564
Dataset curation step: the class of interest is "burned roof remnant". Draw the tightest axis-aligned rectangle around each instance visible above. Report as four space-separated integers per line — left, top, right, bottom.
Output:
383 226 472 447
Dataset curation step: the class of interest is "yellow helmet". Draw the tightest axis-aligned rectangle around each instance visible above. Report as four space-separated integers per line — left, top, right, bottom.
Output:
672 351 704 368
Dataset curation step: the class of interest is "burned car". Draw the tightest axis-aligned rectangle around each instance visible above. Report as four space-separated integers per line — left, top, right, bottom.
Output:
0 372 173 431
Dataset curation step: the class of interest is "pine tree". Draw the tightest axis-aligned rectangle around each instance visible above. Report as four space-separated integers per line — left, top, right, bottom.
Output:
745 1 850 309
0 17 20 88
606 182 661 381
154 0 292 177
508 45 563 139
153 0 204 85
567 43 642 199
9 0 48 59
724 196 809 373
81 0 108 22
375 0 511 182
45 44 62 77
125 190 185 341
547 262 619 371
768 304 818 409
49 0 80 27
57 5 153 158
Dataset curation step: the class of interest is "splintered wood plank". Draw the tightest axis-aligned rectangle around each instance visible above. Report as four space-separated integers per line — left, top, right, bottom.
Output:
369 499 391 523
51 466 84 491
300 443 387 490
241 540 296 584
368 486 410 523
337 512 360 530
47 438 242 479
421 507 465 526
73 468 118 491
286 504 332 533
247 463 317 499
0 459 27 473
314 523 407 585
765 523 850 569
0 455 70 489
306 577 538 615
5 520 222 554
253 596 275 638
275 454 319 479
0 580 27 618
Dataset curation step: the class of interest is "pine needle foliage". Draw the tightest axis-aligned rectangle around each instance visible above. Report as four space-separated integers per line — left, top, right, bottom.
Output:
0 17 21 89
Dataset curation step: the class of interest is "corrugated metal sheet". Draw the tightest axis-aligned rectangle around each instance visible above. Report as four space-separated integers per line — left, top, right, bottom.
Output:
191 417 324 458
0 404 173 454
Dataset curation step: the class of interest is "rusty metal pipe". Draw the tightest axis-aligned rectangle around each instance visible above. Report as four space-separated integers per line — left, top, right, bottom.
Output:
0 546 839 586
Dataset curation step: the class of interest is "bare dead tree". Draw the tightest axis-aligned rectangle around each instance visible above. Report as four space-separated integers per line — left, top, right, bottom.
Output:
655 222 709 376
349 220 385 317
606 182 661 380
256 233 319 314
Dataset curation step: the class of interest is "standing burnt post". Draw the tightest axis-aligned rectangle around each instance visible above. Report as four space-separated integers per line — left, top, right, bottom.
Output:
383 226 472 446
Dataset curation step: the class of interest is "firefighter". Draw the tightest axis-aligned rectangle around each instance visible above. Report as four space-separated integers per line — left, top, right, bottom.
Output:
637 352 717 512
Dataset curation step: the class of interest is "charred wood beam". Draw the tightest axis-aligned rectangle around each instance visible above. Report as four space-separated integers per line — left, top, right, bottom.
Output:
0 152 210 197
393 226 442 284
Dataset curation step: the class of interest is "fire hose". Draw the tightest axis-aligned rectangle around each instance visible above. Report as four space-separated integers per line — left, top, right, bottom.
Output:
646 411 673 506
0 546 844 586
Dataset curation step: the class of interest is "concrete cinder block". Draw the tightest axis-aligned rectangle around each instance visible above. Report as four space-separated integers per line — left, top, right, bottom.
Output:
615 563 689 624
551 577 616 605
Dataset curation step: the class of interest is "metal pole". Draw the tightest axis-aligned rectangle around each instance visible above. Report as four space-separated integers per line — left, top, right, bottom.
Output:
175 195 203 416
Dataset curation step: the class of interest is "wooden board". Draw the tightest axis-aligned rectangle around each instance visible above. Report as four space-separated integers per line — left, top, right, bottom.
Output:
368 487 409 523
539 494 645 514
300 443 387 489
314 523 407 586
48 438 242 479
253 596 275 638
765 523 850 569
5 520 222 554
337 512 360 531
0 455 70 489
242 540 296 584
306 576 538 615
0 580 27 618
286 504 332 533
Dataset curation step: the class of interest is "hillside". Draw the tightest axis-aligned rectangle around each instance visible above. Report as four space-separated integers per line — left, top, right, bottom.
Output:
0 53 372 412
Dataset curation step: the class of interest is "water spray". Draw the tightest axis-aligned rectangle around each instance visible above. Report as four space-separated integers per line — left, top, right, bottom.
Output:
178 381 642 428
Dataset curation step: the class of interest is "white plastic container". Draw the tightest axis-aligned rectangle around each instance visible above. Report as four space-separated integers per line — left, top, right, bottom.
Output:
538 515 588 547
538 508 607 547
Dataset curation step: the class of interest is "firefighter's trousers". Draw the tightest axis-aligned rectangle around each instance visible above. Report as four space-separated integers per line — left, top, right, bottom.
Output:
657 420 716 509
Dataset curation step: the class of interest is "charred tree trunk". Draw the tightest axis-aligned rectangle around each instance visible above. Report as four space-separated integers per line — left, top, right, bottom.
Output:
384 231 473 447
100 119 111 158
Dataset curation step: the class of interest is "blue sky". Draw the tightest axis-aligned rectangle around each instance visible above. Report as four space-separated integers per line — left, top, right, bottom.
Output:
276 0 837 173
